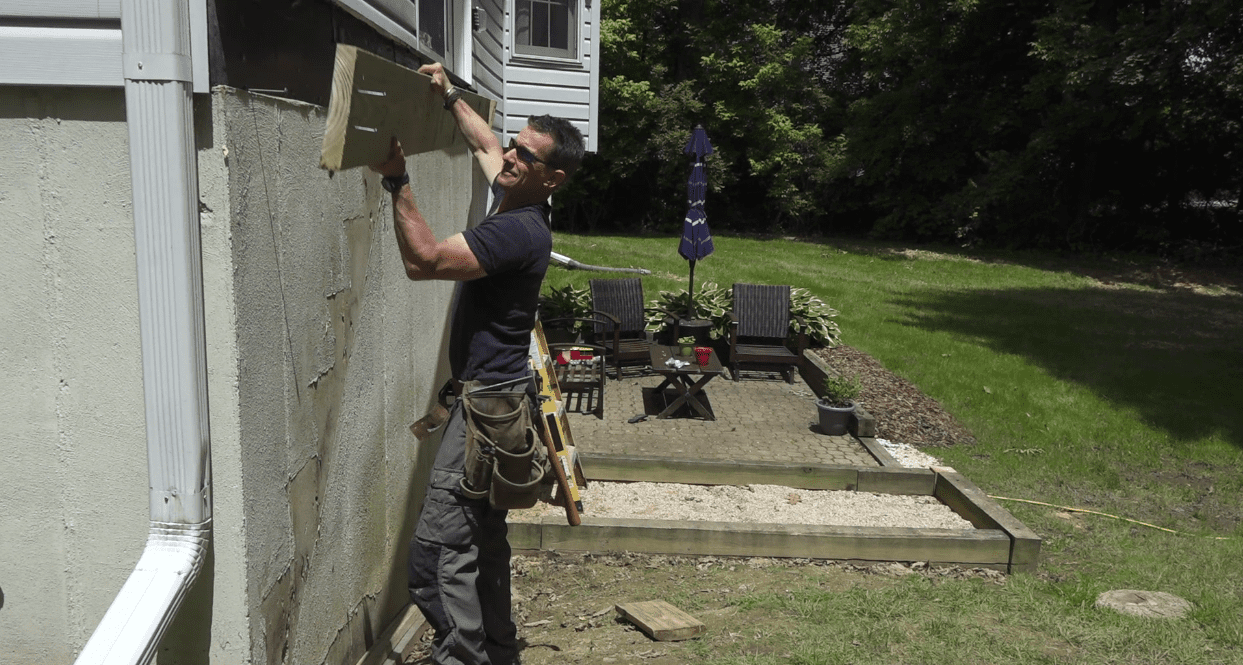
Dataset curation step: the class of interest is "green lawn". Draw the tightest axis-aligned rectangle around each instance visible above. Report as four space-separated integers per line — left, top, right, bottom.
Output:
541 232 1243 663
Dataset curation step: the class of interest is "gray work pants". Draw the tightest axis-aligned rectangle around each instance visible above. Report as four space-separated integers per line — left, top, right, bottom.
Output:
408 392 521 665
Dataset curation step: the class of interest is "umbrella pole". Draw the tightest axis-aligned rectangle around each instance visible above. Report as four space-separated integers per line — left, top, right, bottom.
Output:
687 259 697 320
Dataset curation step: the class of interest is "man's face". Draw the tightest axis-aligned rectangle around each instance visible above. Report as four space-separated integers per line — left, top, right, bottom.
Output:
497 126 561 200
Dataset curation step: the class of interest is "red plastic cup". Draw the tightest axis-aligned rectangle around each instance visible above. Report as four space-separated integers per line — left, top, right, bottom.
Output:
694 346 711 366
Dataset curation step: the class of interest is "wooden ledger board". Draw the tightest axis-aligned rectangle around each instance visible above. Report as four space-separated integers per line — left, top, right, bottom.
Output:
530 321 587 524
320 44 497 171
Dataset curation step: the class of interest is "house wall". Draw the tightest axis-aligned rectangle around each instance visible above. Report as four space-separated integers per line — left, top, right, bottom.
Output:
198 86 467 665
473 0 506 128
0 83 474 664
495 0 600 151
0 85 148 665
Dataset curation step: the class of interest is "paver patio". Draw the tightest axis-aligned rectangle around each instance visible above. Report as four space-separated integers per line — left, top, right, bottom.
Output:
561 371 880 467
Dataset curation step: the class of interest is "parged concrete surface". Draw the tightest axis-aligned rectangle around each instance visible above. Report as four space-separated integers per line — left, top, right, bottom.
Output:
562 371 880 467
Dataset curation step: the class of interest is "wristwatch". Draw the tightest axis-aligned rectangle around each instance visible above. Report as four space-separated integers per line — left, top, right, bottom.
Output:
443 86 463 110
381 172 409 193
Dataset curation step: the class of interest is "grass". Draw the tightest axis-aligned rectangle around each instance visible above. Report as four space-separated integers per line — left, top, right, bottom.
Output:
540 232 1243 664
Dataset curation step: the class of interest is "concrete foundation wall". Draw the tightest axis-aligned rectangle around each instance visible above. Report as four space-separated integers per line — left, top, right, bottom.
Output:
0 84 477 664
199 87 471 664
0 86 148 664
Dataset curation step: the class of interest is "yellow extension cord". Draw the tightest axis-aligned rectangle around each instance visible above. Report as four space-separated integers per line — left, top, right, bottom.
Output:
988 495 1233 540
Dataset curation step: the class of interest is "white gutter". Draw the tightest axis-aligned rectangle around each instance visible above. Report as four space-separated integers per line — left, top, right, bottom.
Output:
75 0 212 663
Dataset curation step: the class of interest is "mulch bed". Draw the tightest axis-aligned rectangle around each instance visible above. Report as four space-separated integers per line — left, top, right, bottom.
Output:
813 345 976 448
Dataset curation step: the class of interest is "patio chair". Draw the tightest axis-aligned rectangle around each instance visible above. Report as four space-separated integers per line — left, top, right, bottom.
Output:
539 315 608 419
726 283 807 383
589 278 676 378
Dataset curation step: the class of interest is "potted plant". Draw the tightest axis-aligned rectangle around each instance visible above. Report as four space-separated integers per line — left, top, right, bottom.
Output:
816 374 860 435
677 336 697 357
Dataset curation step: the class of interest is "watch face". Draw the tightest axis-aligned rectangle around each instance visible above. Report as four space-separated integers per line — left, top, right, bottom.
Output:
383 174 408 193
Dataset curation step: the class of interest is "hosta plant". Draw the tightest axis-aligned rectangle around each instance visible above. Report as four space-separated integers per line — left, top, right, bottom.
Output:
789 287 841 347
645 282 732 340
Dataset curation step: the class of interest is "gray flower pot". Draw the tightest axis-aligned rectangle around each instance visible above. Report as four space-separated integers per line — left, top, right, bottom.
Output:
816 399 855 436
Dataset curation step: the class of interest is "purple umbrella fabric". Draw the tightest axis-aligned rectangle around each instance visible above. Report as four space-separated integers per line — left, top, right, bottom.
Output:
680 125 714 262
679 125 715 320
678 207 715 261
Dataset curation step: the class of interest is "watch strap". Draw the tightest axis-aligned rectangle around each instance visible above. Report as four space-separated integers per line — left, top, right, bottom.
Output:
443 87 463 110
381 172 410 193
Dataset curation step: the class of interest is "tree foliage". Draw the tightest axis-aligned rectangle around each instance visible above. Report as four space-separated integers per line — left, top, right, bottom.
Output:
554 0 847 234
837 0 1243 251
556 0 1243 254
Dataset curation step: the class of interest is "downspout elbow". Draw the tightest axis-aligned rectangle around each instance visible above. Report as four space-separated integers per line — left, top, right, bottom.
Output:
74 522 210 664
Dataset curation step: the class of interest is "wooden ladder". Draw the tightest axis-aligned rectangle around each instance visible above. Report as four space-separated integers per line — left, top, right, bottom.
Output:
529 321 587 525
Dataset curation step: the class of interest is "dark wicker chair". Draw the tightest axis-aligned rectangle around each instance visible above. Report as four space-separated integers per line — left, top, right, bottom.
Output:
726 283 807 383
589 278 676 378
539 316 608 419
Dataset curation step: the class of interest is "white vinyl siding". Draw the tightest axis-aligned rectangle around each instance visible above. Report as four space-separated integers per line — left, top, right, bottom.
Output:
498 0 598 151
1 0 120 18
0 25 122 87
0 0 208 91
471 0 506 133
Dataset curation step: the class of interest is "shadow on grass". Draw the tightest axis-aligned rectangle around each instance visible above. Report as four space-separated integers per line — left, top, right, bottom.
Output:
893 285 1243 448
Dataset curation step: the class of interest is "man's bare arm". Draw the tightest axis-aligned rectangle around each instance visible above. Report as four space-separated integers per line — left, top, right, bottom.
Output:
418 63 503 184
375 138 487 282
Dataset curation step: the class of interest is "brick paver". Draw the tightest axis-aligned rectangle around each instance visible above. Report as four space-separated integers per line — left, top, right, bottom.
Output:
561 371 879 467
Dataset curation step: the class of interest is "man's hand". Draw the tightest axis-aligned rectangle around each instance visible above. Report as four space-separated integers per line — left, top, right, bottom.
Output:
371 137 406 177
418 62 450 98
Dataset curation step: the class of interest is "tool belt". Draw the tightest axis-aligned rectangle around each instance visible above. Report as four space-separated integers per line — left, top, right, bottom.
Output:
453 377 553 510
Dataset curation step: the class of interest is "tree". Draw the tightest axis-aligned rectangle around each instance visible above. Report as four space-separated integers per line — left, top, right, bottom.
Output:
832 0 1243 252
554 0 847 234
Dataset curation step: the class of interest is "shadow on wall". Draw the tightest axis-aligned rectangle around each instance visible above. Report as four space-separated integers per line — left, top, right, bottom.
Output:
893 285 1243 448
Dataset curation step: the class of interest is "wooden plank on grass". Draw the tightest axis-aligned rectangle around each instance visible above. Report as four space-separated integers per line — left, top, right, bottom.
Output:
320 44 496 171
578 454 861 490
532 517 1012 566
615 600 705 641
933 466 1042 573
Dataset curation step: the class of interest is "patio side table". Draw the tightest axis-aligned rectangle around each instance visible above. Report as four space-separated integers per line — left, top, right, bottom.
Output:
648 345 725 420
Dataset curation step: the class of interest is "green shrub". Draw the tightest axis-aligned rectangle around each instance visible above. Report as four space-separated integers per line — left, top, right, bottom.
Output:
790 287 841 347
538 284 593 335
821 374 861 407
543 280 843 348
646 282 732 340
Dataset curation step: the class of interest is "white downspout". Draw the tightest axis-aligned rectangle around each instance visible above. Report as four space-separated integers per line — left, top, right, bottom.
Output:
75 0 212 663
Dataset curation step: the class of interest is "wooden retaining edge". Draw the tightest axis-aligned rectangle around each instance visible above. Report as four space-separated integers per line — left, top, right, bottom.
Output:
932 466 1042 574
510 517 1012 569
579 453 935 495
524 456 1041 572
855 436 900 467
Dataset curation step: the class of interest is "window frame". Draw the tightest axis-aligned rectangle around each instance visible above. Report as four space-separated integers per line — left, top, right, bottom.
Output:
509 0 583 66
336 0 469 76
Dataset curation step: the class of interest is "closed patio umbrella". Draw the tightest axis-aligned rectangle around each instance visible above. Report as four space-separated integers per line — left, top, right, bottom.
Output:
679 125 714 321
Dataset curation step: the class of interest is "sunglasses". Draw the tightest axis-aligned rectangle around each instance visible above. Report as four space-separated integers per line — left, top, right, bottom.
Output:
508 138 549 167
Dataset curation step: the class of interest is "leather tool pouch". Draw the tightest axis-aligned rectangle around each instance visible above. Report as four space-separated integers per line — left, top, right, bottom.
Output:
459 381 549 509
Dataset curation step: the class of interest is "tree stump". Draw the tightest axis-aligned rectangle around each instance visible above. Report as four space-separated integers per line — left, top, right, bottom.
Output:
1095 590 1192 619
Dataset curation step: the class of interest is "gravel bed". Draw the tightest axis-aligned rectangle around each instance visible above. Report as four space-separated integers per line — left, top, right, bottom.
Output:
510 441 974 530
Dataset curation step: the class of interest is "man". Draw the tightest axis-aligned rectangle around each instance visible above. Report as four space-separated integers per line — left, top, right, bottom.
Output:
370 61 584 665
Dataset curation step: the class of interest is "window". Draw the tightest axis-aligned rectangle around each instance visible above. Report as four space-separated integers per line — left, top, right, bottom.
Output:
418 0 452 62
514 0 577 60
347 0 463 71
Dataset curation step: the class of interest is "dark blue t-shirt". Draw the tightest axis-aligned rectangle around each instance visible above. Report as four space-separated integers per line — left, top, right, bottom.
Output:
450 200 552 382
